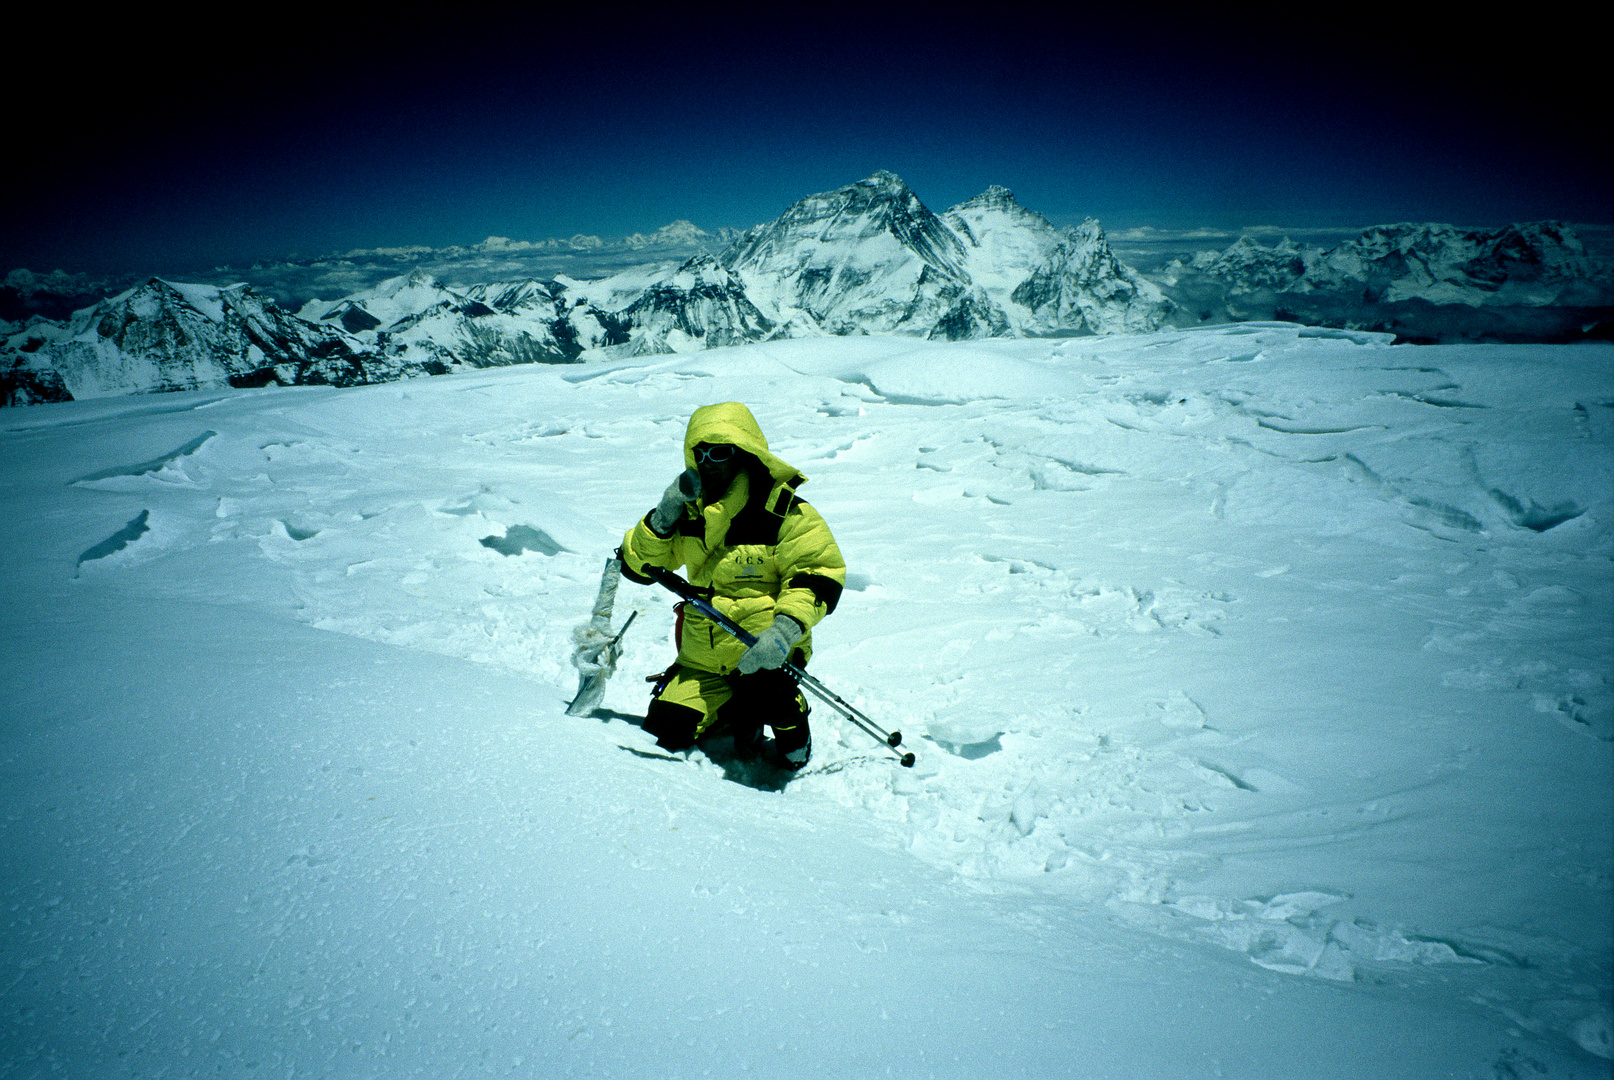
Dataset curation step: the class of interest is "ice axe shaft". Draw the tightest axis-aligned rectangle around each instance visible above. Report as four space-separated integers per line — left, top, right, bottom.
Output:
639 563 915 767
606 609 637 648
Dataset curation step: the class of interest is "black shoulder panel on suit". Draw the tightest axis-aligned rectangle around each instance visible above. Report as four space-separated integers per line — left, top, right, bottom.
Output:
618 555 655 586
788 572 843 615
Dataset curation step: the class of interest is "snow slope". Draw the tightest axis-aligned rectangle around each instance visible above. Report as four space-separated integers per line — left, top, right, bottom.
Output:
2 328 1610 1077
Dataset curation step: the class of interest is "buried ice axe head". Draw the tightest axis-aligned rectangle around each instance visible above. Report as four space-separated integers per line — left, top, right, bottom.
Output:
565 556 636 717
565 610 636 716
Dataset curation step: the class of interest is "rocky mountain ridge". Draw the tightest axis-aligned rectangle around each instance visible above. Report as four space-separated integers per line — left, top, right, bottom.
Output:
1160 220 1611 342
5 176 1609 405
2 279 414 404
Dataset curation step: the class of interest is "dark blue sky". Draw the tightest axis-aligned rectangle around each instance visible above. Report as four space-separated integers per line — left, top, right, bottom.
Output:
5 7 1607 276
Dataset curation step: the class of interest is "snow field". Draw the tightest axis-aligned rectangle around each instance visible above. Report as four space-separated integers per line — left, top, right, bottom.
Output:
2 326 1611 1075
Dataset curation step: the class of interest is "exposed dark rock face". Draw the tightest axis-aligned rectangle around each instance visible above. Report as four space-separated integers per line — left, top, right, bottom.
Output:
20 279 410 400
330 303 382 334
930 288 1010 341
615 256 775 353
1 361 73 406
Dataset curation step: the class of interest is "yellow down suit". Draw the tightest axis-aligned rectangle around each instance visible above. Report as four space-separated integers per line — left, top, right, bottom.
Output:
619 403 846 751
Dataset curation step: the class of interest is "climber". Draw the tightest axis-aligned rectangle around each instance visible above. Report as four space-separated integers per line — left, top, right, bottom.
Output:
618 402 846 771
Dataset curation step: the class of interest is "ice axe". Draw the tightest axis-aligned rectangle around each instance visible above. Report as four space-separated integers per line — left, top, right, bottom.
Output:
565 556 637 716
637 562 915 767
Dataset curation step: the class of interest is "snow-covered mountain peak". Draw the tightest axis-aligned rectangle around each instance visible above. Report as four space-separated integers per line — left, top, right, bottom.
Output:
464 279 558 314
843 172 944 236
17 277 398 399
937 199 1171 337
1197 236 1314 296
944 188 1064 252
77 279 235 329
1462 220 1595 283
1211 234 1309 265
629 220 710 248
602 254 772 356
162 280 234 323
1331 221 1594 279
8 173 1607 410
861 169 912 194
667 253 732 291
384 267 454 298
330 270 475 331
1064 217 1107 247
720 171 973 334
735 171 955 258
951 184 1023 213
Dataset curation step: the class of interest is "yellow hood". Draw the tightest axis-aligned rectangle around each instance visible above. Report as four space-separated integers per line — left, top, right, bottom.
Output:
683 402 804 489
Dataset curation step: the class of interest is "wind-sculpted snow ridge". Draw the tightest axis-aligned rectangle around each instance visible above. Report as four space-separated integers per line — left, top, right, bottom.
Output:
9 328 1609 1073
70 430 216 486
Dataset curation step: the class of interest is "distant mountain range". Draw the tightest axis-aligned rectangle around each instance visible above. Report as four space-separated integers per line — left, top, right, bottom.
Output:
4 173 1610 405
1158 219 1612 344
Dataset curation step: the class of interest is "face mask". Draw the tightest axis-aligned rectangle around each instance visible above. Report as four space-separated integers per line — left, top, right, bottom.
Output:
694 443 740 497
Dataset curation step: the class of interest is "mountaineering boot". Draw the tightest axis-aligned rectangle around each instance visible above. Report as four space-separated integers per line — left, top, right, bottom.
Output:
769 695 811 771
643 699 701 752
772 733 811 772
729 717 767 761
715 664 811 771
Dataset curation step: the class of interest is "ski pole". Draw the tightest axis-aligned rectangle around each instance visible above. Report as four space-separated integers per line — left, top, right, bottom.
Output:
641 564 894 748
640 564 915 767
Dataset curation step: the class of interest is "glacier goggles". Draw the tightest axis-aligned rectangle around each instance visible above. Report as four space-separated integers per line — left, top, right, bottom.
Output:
692 443 737 466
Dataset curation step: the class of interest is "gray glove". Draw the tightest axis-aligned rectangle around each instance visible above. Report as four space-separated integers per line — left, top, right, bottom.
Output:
737 615 804 674
648 468 701 535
